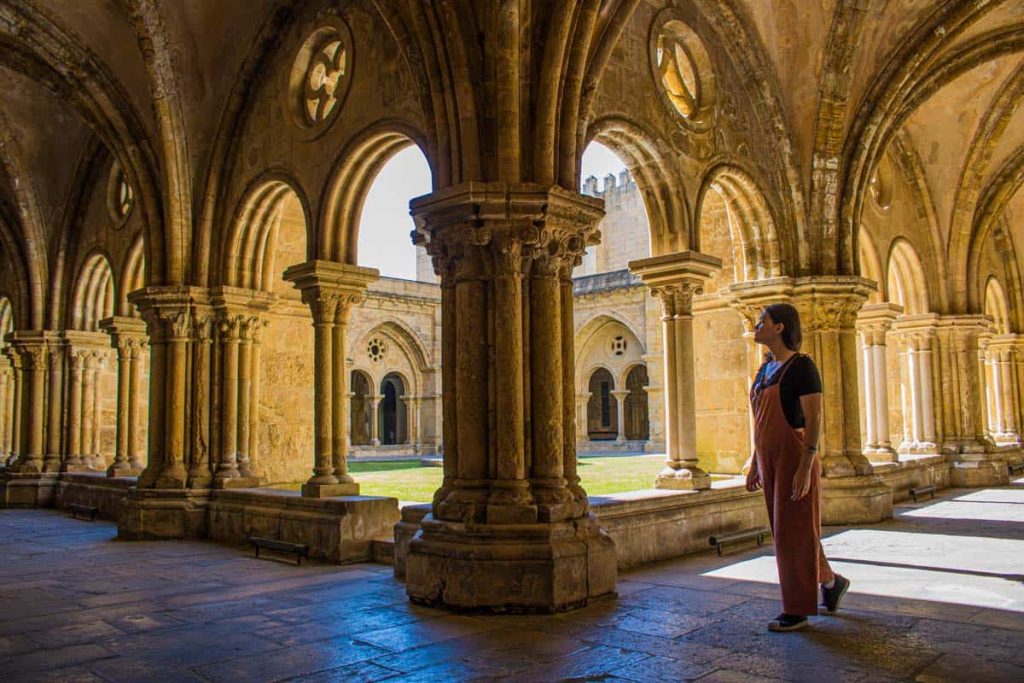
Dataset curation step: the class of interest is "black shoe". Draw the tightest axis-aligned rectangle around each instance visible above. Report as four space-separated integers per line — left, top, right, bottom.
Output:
768 613 808 632
820 574 850 615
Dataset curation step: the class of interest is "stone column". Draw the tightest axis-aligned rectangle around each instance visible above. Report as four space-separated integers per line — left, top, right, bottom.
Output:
7 337 49 474
987 335 1022 446
100 317 148 476
935 315 1008 486
611 389 629 442
63 350 85 471
368 394 381 446
0 359 9 461
892 316 939 454
247 319 266 475
80 352 98 469
283 261 379 497
856 304 900 462
575 394 590 442
129 287 197 490
187 312 215 488
5 348 22 467
127 339 145 472
236 317 255 478
629 251 722 490
405 184 616 612
43 336 62 473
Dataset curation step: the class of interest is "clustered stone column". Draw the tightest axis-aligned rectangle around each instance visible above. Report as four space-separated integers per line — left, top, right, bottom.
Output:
61 332 116 472
0 352 13 464
99 317 149 476
890 315 939 454
6 334 50 474
4 347 23 468
933 315 1009 486
629 252 722 490
404 184 617 612
982 334 1023 447
284 261 379 497
856 304 900 462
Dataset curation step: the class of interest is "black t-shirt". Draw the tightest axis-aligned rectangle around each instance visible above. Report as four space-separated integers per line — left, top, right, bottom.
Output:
752 354 822 429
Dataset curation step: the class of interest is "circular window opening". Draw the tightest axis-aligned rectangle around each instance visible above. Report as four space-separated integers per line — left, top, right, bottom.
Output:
107 163 134 226
610 336 627 357
650 13 716 129
289 21 354 133
367 337 388 362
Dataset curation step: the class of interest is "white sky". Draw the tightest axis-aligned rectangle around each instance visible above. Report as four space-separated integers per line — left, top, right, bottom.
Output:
356 142 627 281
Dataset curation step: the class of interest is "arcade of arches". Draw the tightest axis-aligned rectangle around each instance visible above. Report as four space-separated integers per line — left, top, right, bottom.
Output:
1 0 1023 614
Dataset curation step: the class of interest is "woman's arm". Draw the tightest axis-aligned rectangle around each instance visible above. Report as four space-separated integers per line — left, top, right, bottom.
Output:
792 392 822 500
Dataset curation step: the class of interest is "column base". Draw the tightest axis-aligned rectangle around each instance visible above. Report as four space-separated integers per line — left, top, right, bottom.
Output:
863 446 898 463
655 464 711 490
118 488 212 540
0 472 59 508
950 458 1010 487
302 482 360 498
214 476 263 489
405 513 617 613
107 463 144 477
821 474 893 525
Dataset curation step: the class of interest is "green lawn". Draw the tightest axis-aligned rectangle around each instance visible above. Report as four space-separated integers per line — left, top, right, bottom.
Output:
276 455 691 502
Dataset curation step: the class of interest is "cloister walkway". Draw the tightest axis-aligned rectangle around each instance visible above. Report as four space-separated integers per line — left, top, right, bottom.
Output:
1 480 1022 682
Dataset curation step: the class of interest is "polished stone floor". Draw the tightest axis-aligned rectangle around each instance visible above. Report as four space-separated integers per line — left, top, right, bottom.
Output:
2 480 1023 682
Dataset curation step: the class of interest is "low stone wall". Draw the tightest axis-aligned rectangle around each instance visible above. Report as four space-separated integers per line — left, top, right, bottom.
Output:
394 483 770 577
0 472 59 508
207 489 400 563
56 473 134 521
873 454 950 503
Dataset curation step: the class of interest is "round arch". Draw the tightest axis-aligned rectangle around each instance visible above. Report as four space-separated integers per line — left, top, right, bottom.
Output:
119 233 146 317
320 121 433 264
586 117 690 256
586 367 618 441
379 371 408 446
222 174 312 292
858 228 886 304
622 363 650 442
886 238 929 315
72 252 116 331
350 369 373 446
985 276 1012 335
695 163 784 282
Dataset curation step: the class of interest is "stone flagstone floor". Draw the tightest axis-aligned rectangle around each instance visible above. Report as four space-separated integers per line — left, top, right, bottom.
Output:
1 479 1023 682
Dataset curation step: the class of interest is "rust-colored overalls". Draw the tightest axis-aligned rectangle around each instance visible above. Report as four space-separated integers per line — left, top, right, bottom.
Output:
750 354 835 616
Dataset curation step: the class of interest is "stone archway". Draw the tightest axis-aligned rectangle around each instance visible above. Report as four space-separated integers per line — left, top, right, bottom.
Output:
379 372 407 446
586 367 617 441
623 364 650 441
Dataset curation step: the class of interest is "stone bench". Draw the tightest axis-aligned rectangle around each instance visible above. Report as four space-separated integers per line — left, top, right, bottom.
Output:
249 536 310 565
68 503 99 521
909 484 937 502
708 527 769 556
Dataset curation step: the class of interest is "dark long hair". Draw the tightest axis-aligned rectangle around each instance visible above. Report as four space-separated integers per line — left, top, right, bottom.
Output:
763 303 802 352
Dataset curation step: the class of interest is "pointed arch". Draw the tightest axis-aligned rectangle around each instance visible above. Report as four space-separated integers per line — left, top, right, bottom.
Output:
695 163 785 281
319 121 432 264
72 252 116 331
886 238 929 315
360 317 431 376
0 295 14 341
222 174 311 291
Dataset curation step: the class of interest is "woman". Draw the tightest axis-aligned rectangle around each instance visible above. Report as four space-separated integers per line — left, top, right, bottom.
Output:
746 303 849 632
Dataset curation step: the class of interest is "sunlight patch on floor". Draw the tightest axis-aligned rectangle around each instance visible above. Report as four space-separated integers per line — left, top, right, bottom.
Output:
701 528 1024 612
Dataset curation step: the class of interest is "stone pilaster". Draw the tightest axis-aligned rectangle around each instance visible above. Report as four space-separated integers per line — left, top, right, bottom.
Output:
630 251 722 490
99 317 148 476
4 347 22 468
404 183 616 612
283 261 379 498
0 354 11 464
857 304 901 462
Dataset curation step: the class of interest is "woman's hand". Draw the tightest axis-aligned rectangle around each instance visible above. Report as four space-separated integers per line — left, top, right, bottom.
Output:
791 465 812 500
745 459 762 492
